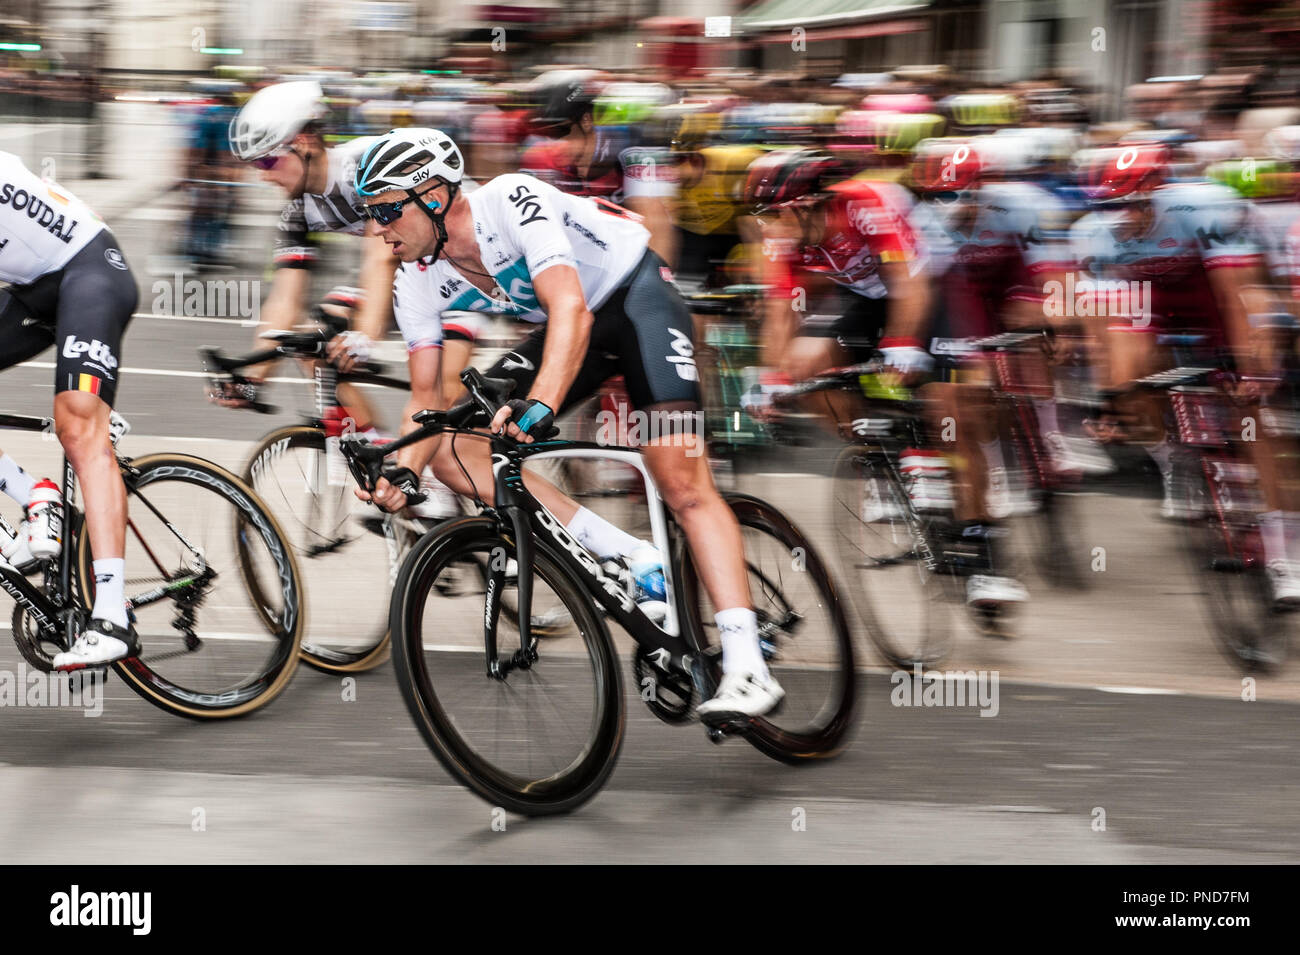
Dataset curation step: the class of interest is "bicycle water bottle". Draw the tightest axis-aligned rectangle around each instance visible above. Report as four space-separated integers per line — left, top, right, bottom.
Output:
628 544 669 625
26 479 63 560
0 523 23 566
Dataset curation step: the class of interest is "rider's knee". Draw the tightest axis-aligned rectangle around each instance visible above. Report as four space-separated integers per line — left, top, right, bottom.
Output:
53 401 106 455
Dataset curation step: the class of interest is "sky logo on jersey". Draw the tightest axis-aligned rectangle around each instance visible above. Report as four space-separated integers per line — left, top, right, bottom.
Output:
506 183 547 226
0 183 80 243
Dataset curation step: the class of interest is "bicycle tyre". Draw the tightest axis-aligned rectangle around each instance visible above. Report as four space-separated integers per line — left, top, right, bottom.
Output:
242 425 401 672
390 515 625 815
678 493 856 763
77 453 304 719
830 444 956 668
1180 458 1290 672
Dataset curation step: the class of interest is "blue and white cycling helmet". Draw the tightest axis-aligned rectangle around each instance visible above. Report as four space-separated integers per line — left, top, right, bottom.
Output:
354 127 464 197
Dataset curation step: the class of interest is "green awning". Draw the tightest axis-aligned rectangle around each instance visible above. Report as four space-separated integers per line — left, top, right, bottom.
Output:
739 0 930 32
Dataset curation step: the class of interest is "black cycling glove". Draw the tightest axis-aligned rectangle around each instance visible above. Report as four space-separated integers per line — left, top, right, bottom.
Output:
379 466 425 512
504 399 558 440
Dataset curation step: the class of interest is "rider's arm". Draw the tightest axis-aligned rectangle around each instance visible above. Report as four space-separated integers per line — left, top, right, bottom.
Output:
624 195 677 270
1211 261 1276 377
248 200 316 381
524 264 593 413
247 266 310 382
752 210 803 373
879 260 931 344
1200 193 1274 376
353 234 399 343
391 346 446 477
621 146 679 270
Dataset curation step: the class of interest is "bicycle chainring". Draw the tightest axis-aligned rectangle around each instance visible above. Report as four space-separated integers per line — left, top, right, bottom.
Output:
632 651 695 725
11 604 60 672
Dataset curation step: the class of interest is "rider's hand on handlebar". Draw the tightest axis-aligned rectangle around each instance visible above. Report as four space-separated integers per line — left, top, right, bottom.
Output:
208 377 262 409
490 398 558 443
879 339 933 385
354 466 420 514
326 331 372 374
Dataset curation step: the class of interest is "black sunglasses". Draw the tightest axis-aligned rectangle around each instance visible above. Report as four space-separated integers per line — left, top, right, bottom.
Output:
362 191 445 225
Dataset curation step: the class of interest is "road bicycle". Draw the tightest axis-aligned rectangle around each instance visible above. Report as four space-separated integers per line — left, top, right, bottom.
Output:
344 367 856 815
0 410 303 718
1118 352 1299 671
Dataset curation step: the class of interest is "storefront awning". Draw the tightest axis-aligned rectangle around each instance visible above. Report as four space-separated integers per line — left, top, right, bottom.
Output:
756 17 925 43
739 0 930 32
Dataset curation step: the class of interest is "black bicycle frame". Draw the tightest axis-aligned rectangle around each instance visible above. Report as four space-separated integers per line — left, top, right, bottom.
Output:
362 419 700 677
0 412 78 646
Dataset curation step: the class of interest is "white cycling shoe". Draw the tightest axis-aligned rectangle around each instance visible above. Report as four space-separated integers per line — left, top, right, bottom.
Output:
696 671 785 721
52 619 140 671
1045 431 1115 476
406 469 462 521
1266 560 1300 608
966 574 1029 608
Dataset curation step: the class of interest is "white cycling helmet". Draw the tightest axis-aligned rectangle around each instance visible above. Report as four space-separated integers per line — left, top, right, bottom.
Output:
228 80 327 161
354 127 464 197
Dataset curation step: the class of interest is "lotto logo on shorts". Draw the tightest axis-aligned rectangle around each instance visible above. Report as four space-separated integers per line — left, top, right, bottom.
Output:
75 374 102 396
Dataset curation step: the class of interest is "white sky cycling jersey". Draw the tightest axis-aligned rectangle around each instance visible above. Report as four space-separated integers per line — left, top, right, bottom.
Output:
393 173 650 352
0 151 104 284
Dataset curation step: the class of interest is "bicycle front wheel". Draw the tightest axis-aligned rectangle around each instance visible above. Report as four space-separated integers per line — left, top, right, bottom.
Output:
243 425 406 672
78 453 304 718
830 444 956 668
390 516 624 815
1180 457 1291 671
679 493 856 762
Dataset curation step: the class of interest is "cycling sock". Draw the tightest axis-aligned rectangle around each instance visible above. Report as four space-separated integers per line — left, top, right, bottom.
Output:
979 439 1006 474
0 453 35 508
1287 513 1300 563
567 506 641 560
715 607 769 679
91 558 129 629
1147 440 1174 485
1033 398 1061 437
1261 511 1286 566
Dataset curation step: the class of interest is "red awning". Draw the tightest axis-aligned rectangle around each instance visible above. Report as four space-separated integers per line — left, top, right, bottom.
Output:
639 16 703 36
758 17 924 43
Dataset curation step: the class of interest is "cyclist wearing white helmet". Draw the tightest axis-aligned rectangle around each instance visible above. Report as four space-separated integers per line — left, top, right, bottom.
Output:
354 126 785 719
220 80 392 439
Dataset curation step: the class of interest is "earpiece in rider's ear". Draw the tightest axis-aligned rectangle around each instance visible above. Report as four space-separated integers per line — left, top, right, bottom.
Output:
424 199 443 212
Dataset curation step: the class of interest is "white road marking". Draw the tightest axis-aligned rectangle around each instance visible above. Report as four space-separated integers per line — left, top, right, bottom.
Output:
14 360 405 388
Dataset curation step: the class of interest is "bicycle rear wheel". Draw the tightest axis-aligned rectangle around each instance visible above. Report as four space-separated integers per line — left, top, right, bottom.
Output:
78 453 303 718
390 516 624 815
679 493 856 762
830 444 956 668
243 425 404 672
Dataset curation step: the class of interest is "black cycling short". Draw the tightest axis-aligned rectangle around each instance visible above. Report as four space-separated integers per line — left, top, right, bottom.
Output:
0 230 138 407
484 249 701 428
799 286 888 364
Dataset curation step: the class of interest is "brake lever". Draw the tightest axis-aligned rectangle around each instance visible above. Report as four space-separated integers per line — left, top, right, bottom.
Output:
339 434 383 493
